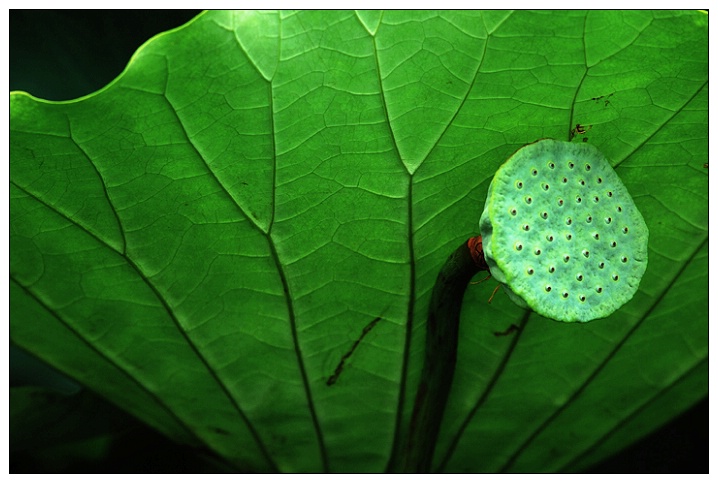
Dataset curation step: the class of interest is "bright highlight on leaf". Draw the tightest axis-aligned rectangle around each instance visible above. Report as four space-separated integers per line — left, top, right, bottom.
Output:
480 139 648 322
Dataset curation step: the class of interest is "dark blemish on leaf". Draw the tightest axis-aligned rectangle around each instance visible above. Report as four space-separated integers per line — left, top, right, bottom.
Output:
211 427 230 436
582 137 588 142
327 316 382 386
592 92 614 106
494 323 520 337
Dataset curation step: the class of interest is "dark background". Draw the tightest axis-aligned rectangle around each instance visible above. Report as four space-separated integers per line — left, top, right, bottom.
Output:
9 10 708 473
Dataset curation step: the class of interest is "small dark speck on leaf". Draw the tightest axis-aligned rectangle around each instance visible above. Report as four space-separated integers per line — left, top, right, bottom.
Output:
494 323 520 337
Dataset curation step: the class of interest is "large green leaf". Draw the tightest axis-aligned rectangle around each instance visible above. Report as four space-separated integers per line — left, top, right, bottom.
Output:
10 10 707 472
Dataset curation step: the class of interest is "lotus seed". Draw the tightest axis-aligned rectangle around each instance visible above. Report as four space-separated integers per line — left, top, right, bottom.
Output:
479 139 649 322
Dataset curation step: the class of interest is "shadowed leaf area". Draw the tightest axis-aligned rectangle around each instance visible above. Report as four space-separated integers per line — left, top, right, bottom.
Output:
10 10 707 473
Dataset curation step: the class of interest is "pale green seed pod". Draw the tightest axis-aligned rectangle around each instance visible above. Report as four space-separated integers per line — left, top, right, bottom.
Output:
479 139 648 322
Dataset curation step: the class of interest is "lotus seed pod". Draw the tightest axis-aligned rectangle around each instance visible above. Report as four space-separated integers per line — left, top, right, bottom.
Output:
479 139 648 322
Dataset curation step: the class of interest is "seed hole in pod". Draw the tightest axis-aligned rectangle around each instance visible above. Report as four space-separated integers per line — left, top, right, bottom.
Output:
596 287 603 293
516 181 524 189
523 224 530 231
605 217 612 224
531 169 538 176
566 233 573 240
534 248 542 255
527 268 534 275
562 177 568 183
558 199 564 206
586 216 593 223
562 291 569 298
623 227 629 234
510 208 517 216
568 162 575 169
547 234 554 242
580 179 586 186
579 295 586 302
621 256 628 263
598 262 605 269
549 266 556 273
617 206 623 212
515 243 523 251
582 250 590 258
610 241 617 248
593 233 600 240
563 255 570 262
548 162 555 169
597 177 603 184
526 196 533 204
585 164 591 171
576 196 582 203
545 285 552 292
593 196 599 203
576 274 583 281
607 191 613 197
541 211 548 219
566 217 573 225
612 274 619 281
542 183 550 191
